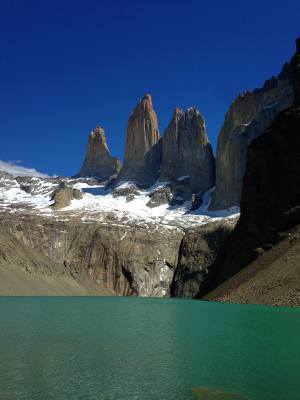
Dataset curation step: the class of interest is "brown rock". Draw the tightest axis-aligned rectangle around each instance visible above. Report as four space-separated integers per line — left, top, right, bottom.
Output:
117 94 160 182
77 125 121 181
50 182 83 209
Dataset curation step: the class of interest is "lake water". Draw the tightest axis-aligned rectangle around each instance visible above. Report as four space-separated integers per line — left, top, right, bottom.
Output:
0 297 299 400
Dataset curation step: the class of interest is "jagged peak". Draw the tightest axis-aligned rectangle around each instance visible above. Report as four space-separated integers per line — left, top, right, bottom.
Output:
129 94 155 118
185 107 203 118
172 106 203 120
141 93 152 103
172 107 184 119
90 125 105 137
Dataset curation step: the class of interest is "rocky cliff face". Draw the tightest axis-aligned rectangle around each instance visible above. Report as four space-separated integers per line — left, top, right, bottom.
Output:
0 170 240 297
0 224 111 296
210 62 294 210
117 94 160 182
0 210 183 297
198 39 300 305
159 108 215 194
77 125 121 180
293 38 300 105
171 220 236 297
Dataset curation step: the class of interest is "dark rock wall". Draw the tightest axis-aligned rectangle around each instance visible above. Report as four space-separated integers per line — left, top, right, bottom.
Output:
171 220 236 297
197 39 300 297
210 63 294 210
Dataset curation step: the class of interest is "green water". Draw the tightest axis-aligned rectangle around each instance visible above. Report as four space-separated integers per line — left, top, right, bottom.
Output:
0 297 299 400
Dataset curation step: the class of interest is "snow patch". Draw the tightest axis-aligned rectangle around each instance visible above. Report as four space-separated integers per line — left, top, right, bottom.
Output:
0 177 240 229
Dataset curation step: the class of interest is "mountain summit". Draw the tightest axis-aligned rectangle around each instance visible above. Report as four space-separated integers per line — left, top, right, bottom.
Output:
160 107 215 193
77 125 121 180
117 94 160 182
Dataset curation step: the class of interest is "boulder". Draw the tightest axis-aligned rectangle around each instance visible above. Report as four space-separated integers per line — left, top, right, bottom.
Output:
112 184 140 202
50 182 83 209
146 186 173 208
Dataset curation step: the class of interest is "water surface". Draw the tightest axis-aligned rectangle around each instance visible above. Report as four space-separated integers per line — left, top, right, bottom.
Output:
0 297 299 400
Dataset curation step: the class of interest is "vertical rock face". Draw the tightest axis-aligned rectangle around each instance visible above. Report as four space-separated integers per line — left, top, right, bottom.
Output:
134 139 163 187
118 94 160 181
210 62 294 210
77 125 121 180
198 38 300 298
159 107 215 194
292 37 300 106
0 212 184 297
171 220 236 298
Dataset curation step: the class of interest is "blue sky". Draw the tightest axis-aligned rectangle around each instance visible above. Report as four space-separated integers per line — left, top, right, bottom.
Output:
1 0 299 176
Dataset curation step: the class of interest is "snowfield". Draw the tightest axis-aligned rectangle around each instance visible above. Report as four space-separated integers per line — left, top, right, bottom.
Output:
0 174 240 229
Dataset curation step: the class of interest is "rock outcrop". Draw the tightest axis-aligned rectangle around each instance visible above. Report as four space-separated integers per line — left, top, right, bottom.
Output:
197 38 300 306
210 62 294 210
50 182 83 209
160 107 215 194
77 125 121 180
117 94 160 182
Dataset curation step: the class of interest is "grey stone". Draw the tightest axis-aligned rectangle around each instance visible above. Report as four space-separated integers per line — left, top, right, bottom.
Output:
146 186 173 208
159 107 215 194
191 192 204 211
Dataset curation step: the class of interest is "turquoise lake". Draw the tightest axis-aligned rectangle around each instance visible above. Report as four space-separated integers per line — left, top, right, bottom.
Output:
0 297 299 400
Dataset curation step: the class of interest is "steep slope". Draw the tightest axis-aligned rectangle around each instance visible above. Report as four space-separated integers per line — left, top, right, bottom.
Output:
210 62 294 210
204 225 300 306
198 38 300 306
77 125 121 180
159 107 215 194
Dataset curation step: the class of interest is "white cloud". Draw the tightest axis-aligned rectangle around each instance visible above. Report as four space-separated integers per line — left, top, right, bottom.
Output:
0 160 49 178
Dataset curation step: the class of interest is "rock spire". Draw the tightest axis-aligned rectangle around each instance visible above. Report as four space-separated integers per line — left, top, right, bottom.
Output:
117 94 160 182
159 107 215 193
77 125 121 180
